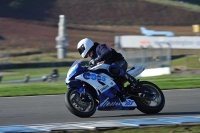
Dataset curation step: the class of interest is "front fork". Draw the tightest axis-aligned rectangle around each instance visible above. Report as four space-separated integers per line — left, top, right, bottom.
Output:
78 87 90 102
78 86 98 103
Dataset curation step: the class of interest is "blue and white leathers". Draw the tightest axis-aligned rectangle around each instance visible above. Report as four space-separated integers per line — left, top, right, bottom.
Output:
65 60 147 111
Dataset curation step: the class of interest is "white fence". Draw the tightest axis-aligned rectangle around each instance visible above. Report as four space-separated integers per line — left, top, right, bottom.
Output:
115 35 200 49
115 35 174 76
120 47 171 69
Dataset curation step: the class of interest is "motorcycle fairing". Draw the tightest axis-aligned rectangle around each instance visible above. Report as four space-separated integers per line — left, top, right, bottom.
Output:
127 65 146 77
75 71 137 110
75 72 116 95
90 63 110 71
67 80 83 89
66 61 88 84
97 95 137 110
66 60 137 111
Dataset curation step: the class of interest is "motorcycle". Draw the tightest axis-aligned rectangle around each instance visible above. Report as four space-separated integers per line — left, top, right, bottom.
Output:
65 60 165 118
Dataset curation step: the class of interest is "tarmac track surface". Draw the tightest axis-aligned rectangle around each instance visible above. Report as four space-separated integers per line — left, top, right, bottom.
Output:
0 88 200 126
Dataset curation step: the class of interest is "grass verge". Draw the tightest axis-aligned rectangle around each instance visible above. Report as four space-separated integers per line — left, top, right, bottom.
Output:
140 75 200 89
1 58 200 97
65 124 200 133
0 81 67 97
1 67 70 81
0 74 200 97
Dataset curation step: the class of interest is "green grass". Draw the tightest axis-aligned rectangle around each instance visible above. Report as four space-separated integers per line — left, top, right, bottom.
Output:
1 53 200 97
73 124 200 133
103 125 200 133
0 72 200 97
0 81 67 97
1 67 70 81
171 54 200 70
140 75 200 89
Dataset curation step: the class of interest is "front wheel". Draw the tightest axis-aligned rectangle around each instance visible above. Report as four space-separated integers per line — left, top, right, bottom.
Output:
65 88 97 118
133 81 165 114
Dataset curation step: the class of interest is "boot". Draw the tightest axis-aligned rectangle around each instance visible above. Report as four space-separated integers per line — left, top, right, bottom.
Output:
110 88 126 102
124 73 137 88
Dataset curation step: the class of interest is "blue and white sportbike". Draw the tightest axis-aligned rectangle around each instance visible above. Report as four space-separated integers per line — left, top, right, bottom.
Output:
65 60 165 118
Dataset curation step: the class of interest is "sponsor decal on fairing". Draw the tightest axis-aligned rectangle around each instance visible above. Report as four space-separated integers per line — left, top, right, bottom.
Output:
100 85 109 92
83 72 106 82
121 99 137 107
100 97 121 107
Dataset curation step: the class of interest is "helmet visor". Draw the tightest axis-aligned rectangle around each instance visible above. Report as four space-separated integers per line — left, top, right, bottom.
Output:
78 44 85 55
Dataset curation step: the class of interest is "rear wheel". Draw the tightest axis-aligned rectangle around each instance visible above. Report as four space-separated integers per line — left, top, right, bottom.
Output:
133 81 165 114
65 88 97 118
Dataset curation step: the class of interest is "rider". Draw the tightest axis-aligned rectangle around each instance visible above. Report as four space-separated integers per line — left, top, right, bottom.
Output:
77 38 137 89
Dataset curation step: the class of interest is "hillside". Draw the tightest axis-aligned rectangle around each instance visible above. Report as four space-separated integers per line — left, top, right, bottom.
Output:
0 0 200 55
1 0 200 26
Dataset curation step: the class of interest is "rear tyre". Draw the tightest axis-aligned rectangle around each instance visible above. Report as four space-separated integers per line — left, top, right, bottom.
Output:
65 88 97 118
133 81 165 114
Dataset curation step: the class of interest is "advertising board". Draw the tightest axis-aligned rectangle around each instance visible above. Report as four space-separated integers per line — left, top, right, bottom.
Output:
115 36 200 49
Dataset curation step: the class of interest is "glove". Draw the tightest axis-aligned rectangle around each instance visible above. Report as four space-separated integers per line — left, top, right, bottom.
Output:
89 59 97 67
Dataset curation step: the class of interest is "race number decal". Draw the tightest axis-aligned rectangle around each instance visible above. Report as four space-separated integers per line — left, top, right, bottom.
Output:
83 73 106 81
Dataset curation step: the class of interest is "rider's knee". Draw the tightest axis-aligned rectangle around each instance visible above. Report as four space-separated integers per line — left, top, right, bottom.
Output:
109 66 120 76
108 64 125 77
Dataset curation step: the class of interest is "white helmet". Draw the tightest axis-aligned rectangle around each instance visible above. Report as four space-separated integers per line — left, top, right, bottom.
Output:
77 38 94 58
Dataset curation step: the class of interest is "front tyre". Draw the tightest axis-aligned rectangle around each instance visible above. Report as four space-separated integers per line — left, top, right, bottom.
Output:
134 81 165 114
65 88 97 118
